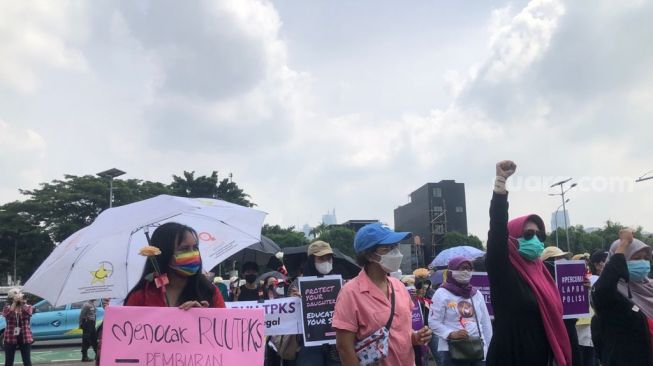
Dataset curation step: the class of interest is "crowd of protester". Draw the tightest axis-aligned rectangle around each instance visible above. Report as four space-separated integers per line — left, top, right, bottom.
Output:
5 160 652 366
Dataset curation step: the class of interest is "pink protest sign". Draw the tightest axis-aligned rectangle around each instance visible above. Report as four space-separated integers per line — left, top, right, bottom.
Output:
100 306 265 366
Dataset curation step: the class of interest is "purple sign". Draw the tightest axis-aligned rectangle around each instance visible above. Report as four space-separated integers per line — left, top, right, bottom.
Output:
555 260 590 319
411 297 424 331
470 272 493 318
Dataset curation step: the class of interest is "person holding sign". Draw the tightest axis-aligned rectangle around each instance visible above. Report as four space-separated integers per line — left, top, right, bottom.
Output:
124 222 226 308
591 229 653 365
2 288 33 366
290 241 343 365
429 256 493 366
333 223 432 366
485 161 571 366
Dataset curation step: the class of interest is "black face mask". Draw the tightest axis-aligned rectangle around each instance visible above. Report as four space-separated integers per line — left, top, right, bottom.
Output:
245 274 257 284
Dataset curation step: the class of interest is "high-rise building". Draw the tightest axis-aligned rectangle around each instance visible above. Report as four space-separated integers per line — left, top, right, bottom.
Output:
321 209 337 226
550 210 570 231
301 224 314 239
394 180 468 265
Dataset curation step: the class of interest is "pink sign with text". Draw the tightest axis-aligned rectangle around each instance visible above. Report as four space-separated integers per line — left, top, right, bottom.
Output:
100 306 265 366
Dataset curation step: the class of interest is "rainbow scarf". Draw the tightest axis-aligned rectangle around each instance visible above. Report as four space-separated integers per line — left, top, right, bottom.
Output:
170 250 201 277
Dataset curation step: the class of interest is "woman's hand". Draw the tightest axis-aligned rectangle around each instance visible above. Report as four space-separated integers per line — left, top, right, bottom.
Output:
289 287 300 298
494 161 516 194
412 326 432 346
496 160 517 179
178 300 209 310
615 228 634 254
447 329 469 340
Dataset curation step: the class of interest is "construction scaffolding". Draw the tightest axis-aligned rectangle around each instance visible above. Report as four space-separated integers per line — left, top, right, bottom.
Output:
430 199 448 259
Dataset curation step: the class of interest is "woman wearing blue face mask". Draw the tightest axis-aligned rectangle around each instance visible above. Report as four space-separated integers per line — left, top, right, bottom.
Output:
485 161 572 366
591 229 653 365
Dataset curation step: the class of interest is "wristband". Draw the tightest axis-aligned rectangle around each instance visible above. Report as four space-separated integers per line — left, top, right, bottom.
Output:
493 176 507 194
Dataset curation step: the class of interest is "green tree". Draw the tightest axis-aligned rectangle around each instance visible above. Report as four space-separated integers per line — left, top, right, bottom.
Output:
0 201 53 283
309 223 329 238
19 175 171 243
316 226 357 258
262 224 308 248
441 231 484 250
170 171 254 207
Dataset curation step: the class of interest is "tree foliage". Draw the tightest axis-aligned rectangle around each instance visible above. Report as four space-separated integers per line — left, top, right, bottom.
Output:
170 171 254 207
0 171 255 284
262 224 308 248
316 226 357 258
441 231 484 251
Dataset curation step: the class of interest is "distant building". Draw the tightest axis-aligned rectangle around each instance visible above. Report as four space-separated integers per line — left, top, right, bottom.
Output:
322 209 337 226
394 180 468 265
341 220 379 233
550 210 570 231
301 224 313 239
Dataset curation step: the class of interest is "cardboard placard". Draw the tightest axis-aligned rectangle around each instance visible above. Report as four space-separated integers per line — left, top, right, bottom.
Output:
297 275 343 347
555 260 591 319
470 272 493 318
100 306 264 366
226 297 302 336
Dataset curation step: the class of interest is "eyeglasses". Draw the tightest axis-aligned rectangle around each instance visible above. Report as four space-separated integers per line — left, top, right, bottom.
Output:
522 229 546 242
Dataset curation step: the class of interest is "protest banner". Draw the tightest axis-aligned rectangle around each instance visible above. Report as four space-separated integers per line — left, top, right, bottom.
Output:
297 275 343 347
470 272 494 318
226 297 302 336
100 306 264 366
555 260 591 319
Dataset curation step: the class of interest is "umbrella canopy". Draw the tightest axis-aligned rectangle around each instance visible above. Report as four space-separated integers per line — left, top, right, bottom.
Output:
225 236 281 269
429 245 485 268
23 194 266 306
282 245 360 280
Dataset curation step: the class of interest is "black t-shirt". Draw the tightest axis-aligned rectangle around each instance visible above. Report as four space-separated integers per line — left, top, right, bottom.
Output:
237 285 262 301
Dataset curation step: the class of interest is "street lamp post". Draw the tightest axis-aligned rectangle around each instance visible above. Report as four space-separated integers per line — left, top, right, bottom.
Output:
553 199 570 248
636 170 653 182
550 179 577 252
13 235 17 285
97 168 126 208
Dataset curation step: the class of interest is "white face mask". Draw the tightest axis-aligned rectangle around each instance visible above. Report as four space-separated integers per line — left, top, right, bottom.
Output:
374 248 404 273
451 270 472 284
275 286 285 296
315 261 333 275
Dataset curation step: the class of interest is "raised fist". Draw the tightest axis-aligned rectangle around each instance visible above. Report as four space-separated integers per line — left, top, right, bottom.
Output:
619 228 634 246
496 160 517 178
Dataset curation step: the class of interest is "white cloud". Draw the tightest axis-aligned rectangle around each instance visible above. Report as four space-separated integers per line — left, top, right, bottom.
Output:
0 1 88 93
0 0 652 242
0 120 47 200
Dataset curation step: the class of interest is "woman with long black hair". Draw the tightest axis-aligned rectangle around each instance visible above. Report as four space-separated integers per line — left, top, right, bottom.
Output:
124 222 225 308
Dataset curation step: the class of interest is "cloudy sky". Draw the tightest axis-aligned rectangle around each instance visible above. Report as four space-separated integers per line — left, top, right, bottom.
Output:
1 0 652 239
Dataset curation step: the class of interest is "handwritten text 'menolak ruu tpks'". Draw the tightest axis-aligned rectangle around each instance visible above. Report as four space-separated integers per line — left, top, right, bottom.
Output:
111 317 264 352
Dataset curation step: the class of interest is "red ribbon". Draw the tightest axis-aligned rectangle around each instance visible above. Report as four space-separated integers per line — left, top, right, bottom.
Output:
154 273 169 292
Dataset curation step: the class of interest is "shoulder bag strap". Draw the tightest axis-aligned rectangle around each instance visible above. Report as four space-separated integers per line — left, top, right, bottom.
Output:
385 282 396 330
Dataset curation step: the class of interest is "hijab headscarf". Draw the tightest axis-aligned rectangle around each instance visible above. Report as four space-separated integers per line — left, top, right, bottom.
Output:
442 256 478 299
507 214 572 366
609 238 653 319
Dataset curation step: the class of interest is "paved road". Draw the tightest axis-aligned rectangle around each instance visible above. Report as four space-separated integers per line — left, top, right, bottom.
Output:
0 339 95 365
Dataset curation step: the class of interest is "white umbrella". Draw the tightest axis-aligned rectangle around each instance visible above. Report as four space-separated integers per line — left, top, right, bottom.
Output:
23 195 266 306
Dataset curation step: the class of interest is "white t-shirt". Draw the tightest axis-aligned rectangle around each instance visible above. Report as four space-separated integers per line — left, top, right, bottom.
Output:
428 287 493 357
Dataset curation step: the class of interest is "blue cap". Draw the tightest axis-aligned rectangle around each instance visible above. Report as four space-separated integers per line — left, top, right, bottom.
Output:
354 223 412 253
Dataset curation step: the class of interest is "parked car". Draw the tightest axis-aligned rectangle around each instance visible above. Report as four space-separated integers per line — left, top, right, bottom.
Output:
0 299 104 349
